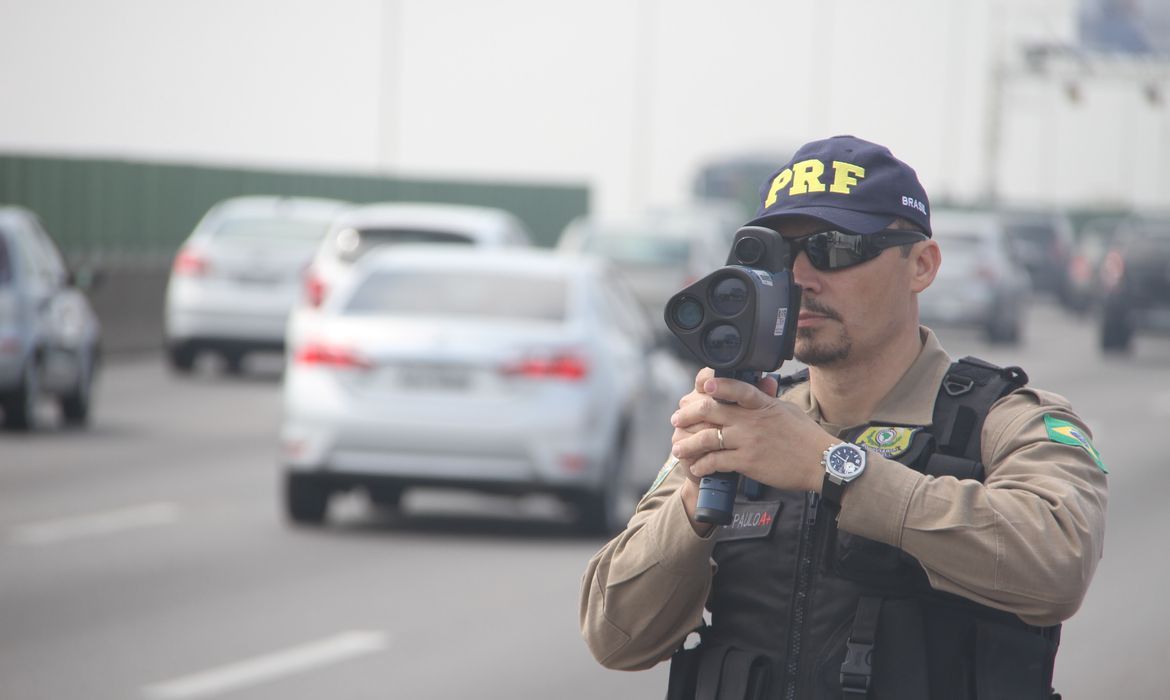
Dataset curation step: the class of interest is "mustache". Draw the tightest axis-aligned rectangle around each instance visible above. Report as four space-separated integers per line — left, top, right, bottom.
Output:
800 297 841 322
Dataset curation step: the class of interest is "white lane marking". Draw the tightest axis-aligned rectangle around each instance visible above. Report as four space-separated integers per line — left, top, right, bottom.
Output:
141 630 389 700
9 502 180 546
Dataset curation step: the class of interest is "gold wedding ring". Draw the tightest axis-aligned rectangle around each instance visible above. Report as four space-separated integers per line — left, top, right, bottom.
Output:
717 427 726 451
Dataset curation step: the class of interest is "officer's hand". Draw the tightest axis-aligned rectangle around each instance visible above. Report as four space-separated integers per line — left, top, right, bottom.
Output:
669 375 832 493
670 368 718 449
670 368 780 475
672 368 780 434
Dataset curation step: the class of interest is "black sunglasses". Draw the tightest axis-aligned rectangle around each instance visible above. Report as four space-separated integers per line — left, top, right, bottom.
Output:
787 228 929 271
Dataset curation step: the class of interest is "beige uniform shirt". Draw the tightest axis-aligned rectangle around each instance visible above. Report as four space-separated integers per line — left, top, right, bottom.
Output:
580 328 1108 671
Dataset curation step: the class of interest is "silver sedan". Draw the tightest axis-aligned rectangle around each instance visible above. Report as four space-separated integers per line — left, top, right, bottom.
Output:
164 196 350 374
280 246 665 533
0 206 101 430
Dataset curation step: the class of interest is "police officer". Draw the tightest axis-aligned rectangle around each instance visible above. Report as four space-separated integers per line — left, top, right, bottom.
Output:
579 135 1107 699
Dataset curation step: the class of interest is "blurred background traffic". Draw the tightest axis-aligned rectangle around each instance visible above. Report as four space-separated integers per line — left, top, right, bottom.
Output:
2 1 1169 698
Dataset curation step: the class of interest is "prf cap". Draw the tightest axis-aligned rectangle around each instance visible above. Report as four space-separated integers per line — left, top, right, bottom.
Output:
748 135 931 236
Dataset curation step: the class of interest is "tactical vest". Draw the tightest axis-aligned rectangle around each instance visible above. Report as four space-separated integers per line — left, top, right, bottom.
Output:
666 357 1062 700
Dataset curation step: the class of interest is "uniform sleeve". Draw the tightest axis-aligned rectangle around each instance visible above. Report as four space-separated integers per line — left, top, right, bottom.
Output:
837 388 1108 627
579 459 717 670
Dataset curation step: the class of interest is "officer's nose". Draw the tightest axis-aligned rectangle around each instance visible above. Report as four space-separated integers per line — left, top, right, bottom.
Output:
791 249 822 295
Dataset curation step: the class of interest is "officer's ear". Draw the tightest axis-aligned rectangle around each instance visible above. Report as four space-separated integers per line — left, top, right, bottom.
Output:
908 239 941 293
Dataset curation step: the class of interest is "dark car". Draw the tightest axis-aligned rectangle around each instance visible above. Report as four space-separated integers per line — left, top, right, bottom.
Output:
1099 215 1170 353
0 206 102 430
1063 216 1120 314
1001 210 1076 302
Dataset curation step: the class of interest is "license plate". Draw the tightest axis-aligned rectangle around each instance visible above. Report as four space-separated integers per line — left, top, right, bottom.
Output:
234 270 282 285
396 365 472 391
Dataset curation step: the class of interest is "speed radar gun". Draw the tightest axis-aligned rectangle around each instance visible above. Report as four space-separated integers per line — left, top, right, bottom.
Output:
663 226 802 525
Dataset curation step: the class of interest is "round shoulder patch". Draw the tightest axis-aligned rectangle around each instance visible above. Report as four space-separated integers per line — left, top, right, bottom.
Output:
854 426 919 458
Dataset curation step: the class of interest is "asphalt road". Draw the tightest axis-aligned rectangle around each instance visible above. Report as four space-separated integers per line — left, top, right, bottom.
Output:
2 301 1168 699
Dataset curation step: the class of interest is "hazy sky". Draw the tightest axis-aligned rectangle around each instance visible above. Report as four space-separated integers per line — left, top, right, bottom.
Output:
1 1 1166 215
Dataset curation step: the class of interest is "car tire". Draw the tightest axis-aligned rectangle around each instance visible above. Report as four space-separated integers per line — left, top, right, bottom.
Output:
1101 312 1133 354
284 472 330 525
575 426 632 536
60 346 97 426
222 351 245 376
168 342 196 374
1 358 39 431
986 317 1021 345
367 484 404 511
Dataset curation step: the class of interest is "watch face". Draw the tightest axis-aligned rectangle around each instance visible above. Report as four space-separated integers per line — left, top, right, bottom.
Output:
827 444 865 479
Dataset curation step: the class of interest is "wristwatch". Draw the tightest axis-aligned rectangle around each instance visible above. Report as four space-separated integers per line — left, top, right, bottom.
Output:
821 442 867 508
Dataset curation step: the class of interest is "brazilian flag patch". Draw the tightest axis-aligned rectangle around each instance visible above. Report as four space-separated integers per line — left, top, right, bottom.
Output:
1044 414 1107 474
855 426 918 458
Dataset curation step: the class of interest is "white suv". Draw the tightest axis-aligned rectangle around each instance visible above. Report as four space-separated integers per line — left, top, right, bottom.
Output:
287 202 533 353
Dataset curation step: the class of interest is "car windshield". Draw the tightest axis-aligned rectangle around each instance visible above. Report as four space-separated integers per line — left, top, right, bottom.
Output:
583 231 691 266
936 232 988 268
1003 222 1062 259
213 217 332 244
343 269 566 321
335 228 476 262
1003 223 1055 244
938 233 985 254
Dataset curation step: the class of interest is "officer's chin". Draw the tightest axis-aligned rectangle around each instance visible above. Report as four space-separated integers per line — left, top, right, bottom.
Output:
794 336 851 368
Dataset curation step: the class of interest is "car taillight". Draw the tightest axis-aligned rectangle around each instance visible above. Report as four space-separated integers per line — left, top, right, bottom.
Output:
294 343 371 369
0 334 20 355
172 248 209 276
304 271 326 308
976 264 998 282
1070 255 1091 284
501 353 589 380
1100 251 1125 291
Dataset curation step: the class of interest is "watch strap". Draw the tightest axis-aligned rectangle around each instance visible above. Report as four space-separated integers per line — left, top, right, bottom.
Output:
821 471 847 509
820 442 865 509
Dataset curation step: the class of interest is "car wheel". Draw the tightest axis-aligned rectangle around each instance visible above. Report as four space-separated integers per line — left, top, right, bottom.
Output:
284 472 330 525
1 358 39 431
986 317 1021 345
576 428 632 536
60 346 97 426
367 484 404 511
168 342 196 374
1101 312 1133 354
222 351 245 376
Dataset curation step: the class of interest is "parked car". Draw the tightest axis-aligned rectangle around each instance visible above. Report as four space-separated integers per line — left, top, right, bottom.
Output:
164 196 350 373
0 206 101 430
1099 214 1170 353
286 202 533 353
1000 210 1076 302
280 245 658 534
919 209 1032 345
556 201 742 352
